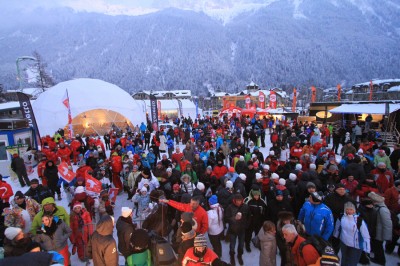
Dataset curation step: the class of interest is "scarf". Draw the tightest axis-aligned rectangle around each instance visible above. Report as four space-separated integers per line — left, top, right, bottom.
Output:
181 229 196 241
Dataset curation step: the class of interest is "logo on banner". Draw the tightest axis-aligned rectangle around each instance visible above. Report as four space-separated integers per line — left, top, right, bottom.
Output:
259 95 265 102
85 173 102 194
58 162 76 183
245 97 251 104
108 188 119 203
270 94 276 103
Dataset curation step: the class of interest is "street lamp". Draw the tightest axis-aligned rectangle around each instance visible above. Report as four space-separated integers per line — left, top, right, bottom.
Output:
16 56 37 91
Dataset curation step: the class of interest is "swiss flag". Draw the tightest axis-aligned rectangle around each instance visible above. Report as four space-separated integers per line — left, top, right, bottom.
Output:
58 162 76 183
108 188 119 203
62 90 69 109
85 172 102 194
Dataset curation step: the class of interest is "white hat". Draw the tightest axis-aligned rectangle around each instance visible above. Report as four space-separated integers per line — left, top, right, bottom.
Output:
5 227 22 240
255 173 262 180
295 164 302 171
239 173 247 181
142 179 150 185
197 182 205 191
289 173 297 181
357 149 364 154
269 151 275 156
166 168 172 172
121 207 133 218
140 186 148 192
278 178 286 186
239 156 245 161
263 164 270 170
226 180 233 189
271 173 279 179
251 154 257 159
309 164 316 170
75 186 85 194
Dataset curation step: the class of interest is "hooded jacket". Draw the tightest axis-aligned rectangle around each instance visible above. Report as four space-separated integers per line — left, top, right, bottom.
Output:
87 215 118 266
298 201 334 241
31 197 70 235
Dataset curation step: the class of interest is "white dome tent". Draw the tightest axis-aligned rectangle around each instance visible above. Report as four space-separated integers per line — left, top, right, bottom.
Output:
33 78 146 136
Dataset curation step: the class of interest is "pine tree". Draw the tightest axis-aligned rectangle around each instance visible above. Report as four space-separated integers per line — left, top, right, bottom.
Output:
32 51 54 90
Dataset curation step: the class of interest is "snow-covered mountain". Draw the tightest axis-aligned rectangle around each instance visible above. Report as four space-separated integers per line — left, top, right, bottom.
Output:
0 0 399 94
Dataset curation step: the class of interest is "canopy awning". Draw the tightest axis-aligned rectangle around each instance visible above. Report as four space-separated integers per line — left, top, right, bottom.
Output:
329 103 400 115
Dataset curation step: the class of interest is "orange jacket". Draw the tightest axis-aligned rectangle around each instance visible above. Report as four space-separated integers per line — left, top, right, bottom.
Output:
291 235 320 266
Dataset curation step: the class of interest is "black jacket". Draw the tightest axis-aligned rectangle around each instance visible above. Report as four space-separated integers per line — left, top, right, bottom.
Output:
24 185 53 204
116 216 136 258
225 203 250 234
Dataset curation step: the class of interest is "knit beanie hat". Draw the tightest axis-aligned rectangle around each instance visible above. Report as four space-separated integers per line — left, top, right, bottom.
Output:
263 164 270 170
295 164 302 170
14 191 25 200
289 173 297 181
306 182 316 188
344 201 356 213
5 227 22 240
252 190 261 196
194 234 208 247
309 164 316 170
30 178 39 184
197 182 205 191
239 156 244 161
226 180 233 189
271 173 279 180
72 202 83 210
75 186 85 194
255 173 262 180
208 195 218 206
121 207 133 218
278 178 286 186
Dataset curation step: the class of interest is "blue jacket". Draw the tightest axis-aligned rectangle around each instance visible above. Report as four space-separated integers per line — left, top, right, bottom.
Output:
140 123 147 133
147 152 156 164
298 201 334 240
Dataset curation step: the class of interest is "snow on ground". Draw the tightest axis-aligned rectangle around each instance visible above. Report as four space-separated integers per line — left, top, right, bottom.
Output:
5 131 400 266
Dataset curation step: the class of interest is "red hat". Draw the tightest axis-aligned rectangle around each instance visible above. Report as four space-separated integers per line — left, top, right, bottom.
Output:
72 202 82 210
229 167 235 173
347 153 354 159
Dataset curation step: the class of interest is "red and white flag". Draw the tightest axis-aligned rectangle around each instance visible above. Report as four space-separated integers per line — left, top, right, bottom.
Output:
269 91 277 109
258 91 265 109
58 162 76 183
62 89 74 139
108 188 119 203
85 173 102 194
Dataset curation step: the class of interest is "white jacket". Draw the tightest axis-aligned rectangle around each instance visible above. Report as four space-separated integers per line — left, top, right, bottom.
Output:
334 214 371 253
207 203 224 236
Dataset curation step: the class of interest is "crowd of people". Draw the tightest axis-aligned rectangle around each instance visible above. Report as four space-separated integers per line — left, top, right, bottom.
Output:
0 114 399 266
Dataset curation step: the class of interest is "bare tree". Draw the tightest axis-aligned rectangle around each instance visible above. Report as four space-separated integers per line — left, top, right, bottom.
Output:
32 51 54 91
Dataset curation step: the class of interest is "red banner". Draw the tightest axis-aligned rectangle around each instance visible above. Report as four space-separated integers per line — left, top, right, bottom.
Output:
108 188 119 203
245 95 251 109
157 100 161 120
311 86 316 103
258 91 265 109
58 162 76 183
269 91 277 109
85 173 102 194
337 84 342 101
369 80 373 101
292 88 297 112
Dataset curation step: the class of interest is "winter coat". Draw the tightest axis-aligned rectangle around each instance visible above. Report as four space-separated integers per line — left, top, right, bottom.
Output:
323 193 355 221
133 193 150 216
33 219 71 251
374 203 393 241
167 199 209 234
245 196 267 229
217 187 234 210
298 201 334 240
0 181 13 203
159 134 167 151
69 208 93 245
333 214 370 253
43 161 59 187
384 186 400 213
116 216 136 258
266 199 293 225
31 197 70 235
180 180 196 196
233 178 247 198
0 251 53 266
225 202 250 234
24 185 52 206
290 235 320 266
207 203 224 236
11 156 27 175
343 162 366 181
3 236 32 258
182 247 218 266
258 229 277 266
212 165 228 179
142 203 171 237
126 249 151 266
373 155 392 169
370 168 394 193
10 197 40 221
86 215 119 266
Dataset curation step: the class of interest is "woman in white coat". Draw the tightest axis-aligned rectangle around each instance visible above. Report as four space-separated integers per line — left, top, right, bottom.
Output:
207 195 224 258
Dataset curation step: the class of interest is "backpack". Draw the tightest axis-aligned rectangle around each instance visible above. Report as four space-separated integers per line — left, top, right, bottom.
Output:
298 234 333 257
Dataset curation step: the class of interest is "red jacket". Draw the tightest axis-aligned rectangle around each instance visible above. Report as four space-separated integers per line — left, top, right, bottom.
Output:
290 146 303 159
291 235 320 266
371 169 394 193
171 152 184 164
70 208 93 244
57 147 72 163
111 155 123 173
167 200 208 234
70 140 81 154
384 186 400 213
212 165 228 179
0 181 13 203
356 184 379 199
76 165 92 179
182 247 218 265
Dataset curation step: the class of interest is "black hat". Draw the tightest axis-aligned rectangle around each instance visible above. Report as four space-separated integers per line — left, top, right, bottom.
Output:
130 229 150 251
310 191 323 203
30 178 39 184
335 183 345 190
142 167 151 176
181 221 192 234
14 191 25 200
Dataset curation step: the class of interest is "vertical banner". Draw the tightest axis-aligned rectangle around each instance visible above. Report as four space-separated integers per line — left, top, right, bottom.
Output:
337 84 342 101
150 94 159 131
62 89 74 139
177 99 183 117
17 92 42 149
245 95 251 109
269 90 277 109
369 80 373 101
292 88 297 112
258 91 265 109
195 98 199 118
311 86 316 103
157 100 161 120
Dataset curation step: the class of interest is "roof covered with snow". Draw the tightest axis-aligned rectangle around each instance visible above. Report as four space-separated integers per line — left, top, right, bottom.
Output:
143 99 200 118
330 103 400 115
353 79 400 87
0 101 20 110
33 78 146 135
388 86 400 92
212 89 289 98
134 90 192 97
